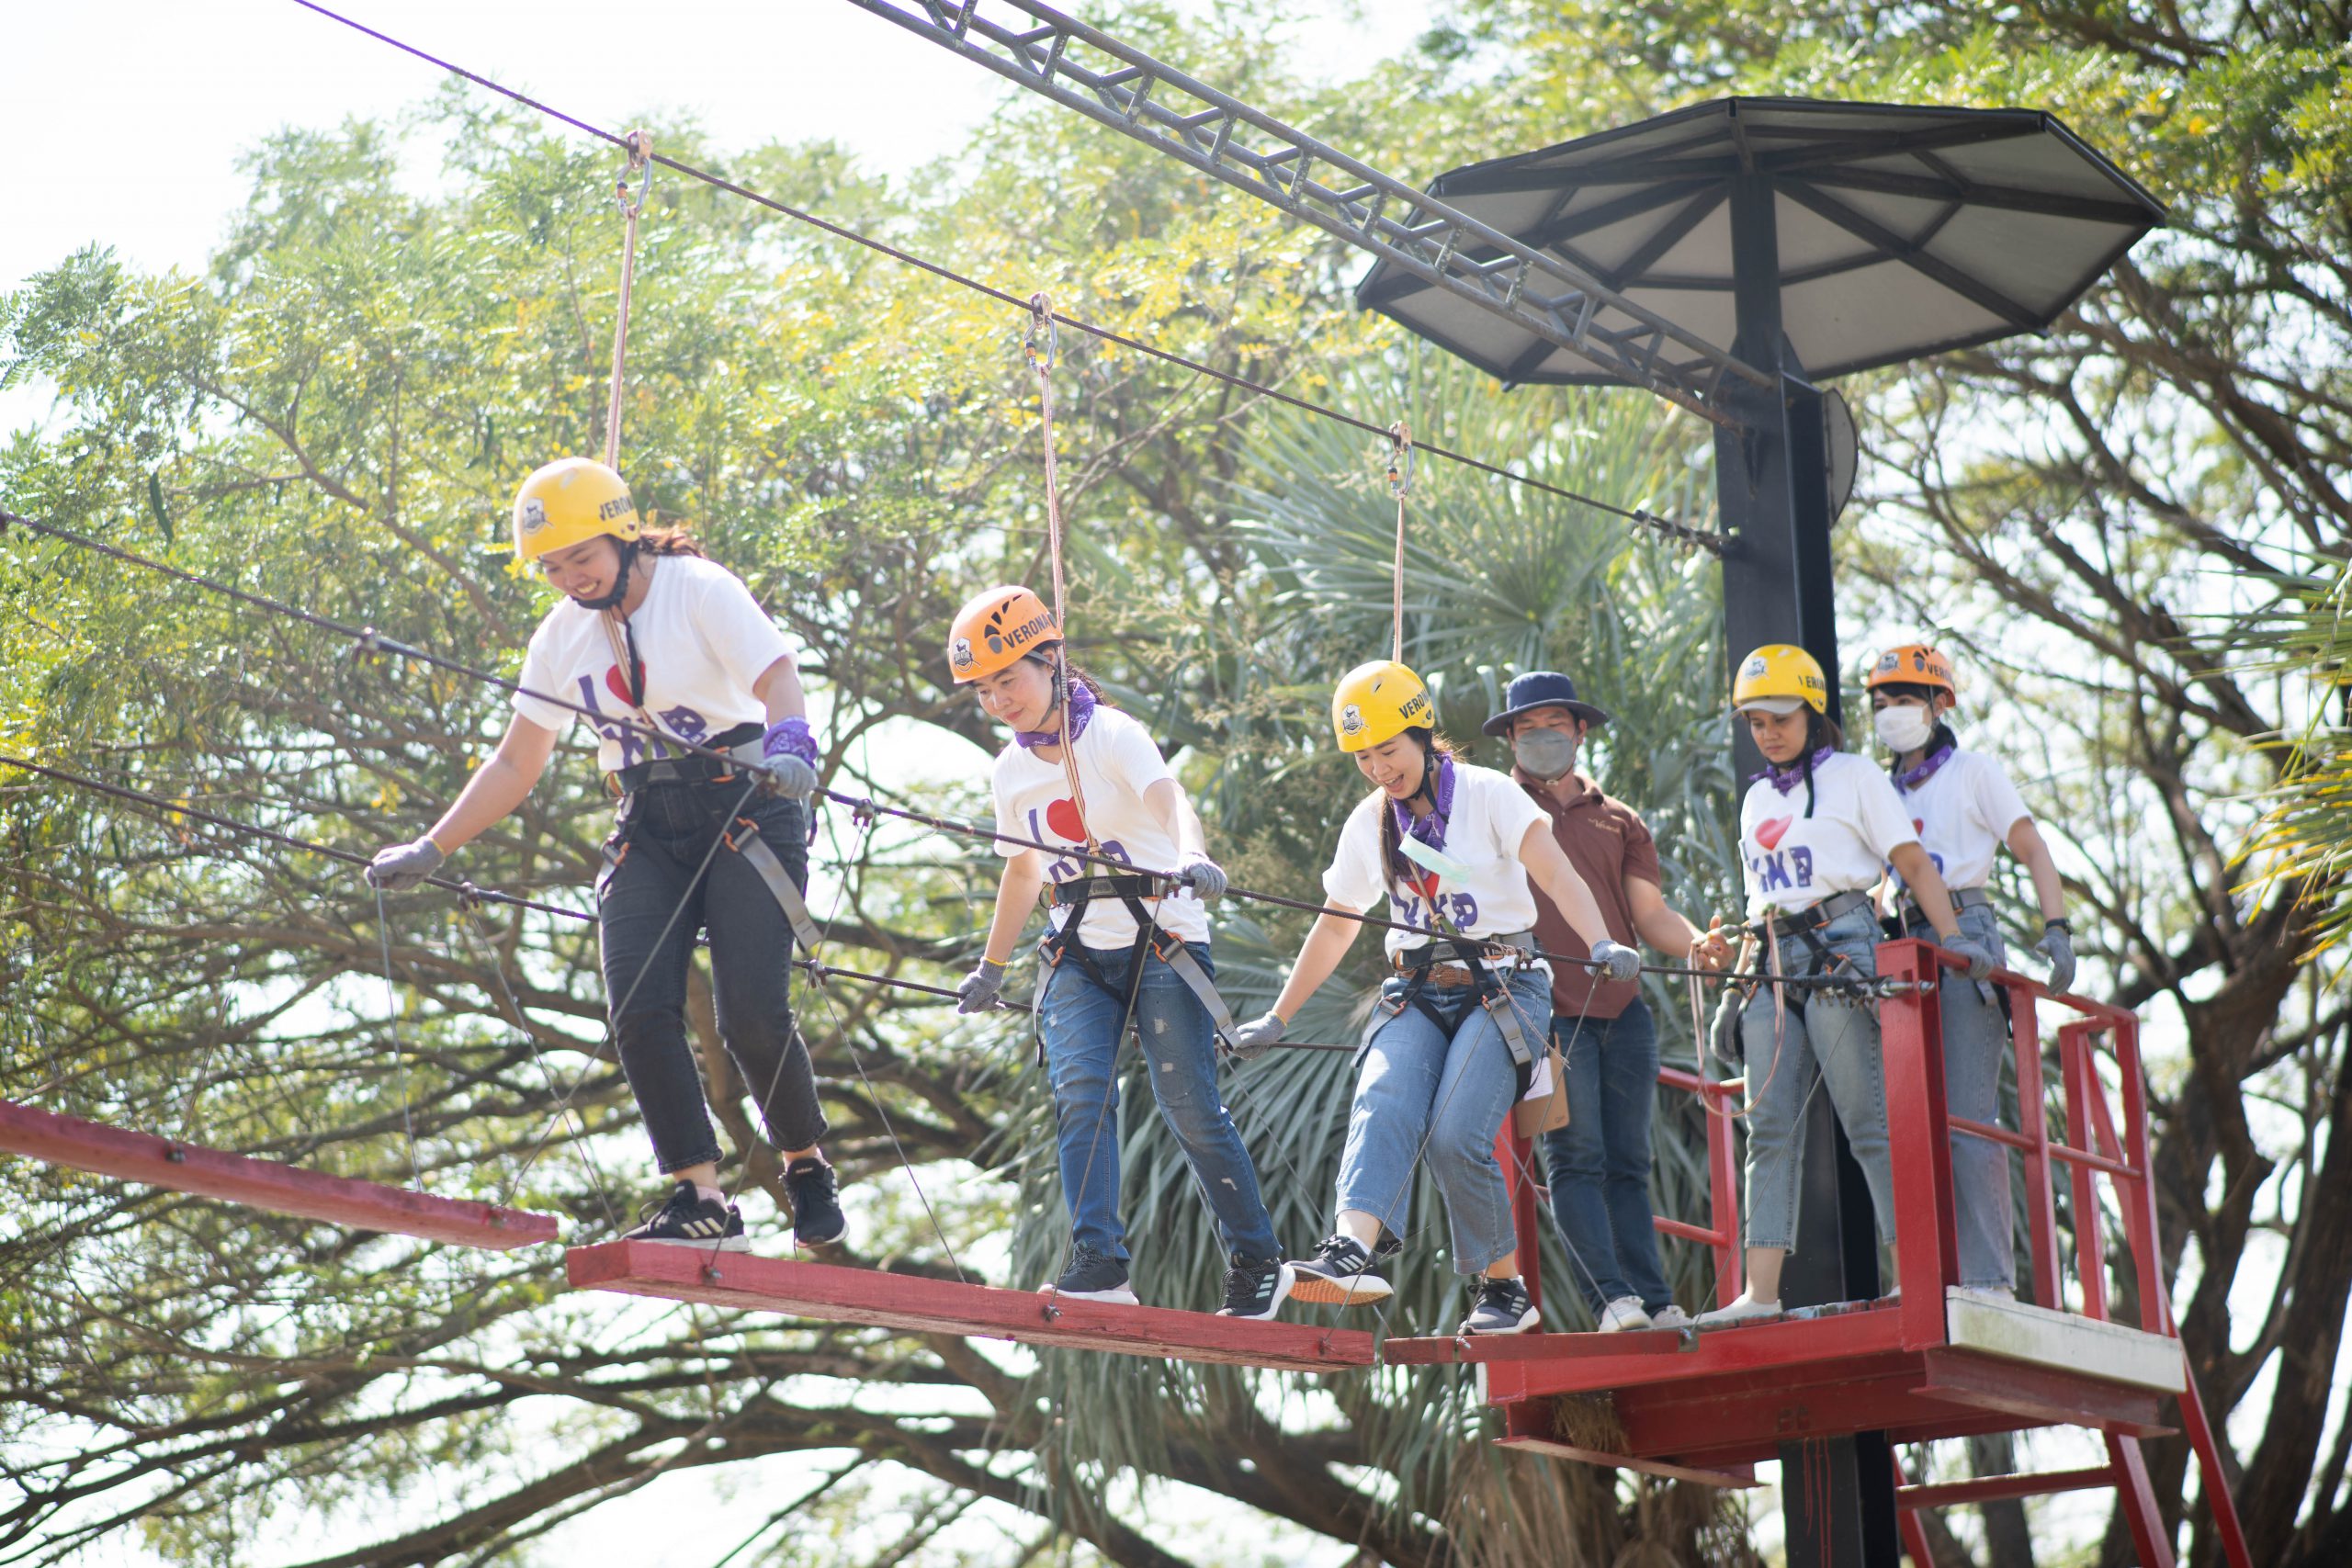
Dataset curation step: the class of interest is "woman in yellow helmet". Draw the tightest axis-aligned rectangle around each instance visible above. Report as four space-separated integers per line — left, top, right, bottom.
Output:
366 457 844 1253
1866 641 2073 1304
945 586 1292 1321
1227 660 1634 1335
1692 644 1990 1327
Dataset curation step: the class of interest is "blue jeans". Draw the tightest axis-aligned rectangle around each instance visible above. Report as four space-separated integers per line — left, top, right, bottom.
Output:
1336 966 1552 1275
1923 901 2017 1290
1738 906 1894 1252
1542 998 1672 1314
1037 940 1281 1264
597 782 824 1174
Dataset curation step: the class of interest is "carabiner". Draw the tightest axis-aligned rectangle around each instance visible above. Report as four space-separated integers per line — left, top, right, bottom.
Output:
1385 421 1416 499
615 129 654 219
1025 291 1058 376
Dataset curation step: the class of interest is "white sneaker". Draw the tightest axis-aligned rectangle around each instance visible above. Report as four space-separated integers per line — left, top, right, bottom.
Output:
1952 1284 2016 1306
1596 1294 1652 1333
1649 1303 1692 1331
1692 1292 1783 1329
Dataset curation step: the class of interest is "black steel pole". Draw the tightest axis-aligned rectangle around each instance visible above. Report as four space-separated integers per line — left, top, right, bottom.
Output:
1712 168 1901 1568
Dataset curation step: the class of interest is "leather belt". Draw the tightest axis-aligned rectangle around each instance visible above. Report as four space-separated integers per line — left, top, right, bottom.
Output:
1901 885 1993 929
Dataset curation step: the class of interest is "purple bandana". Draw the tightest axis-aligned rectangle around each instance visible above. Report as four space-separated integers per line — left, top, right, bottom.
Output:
1014 678 1096 750
1894 739 1956 794
1389 752 1456 868
1752 744 1838 795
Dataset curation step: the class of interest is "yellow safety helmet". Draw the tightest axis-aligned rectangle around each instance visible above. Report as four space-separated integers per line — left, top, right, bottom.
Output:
512 457 640 564
1732 643 1829 716
1332 660 1434 752
1864 642 1957 700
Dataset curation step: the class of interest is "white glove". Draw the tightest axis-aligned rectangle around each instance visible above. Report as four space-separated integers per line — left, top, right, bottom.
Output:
366 838 445 893
1590 939 1642 984
1227 1010 1286 1061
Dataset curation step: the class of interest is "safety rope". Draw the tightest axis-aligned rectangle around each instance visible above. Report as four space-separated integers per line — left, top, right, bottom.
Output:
283 1 1724 555
0 513 1894 995
605 130 652 470
1387 422 1413 665
1023 292 1099 852
373 883 424 1192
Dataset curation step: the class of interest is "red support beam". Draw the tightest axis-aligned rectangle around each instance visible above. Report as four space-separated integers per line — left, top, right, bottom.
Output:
0 1099 557 1250
1877 941 1959 1349
2059 1023 2109 1321
1898 1463 2119 1508
566 1241 1377 1373
2005 976 2064 1311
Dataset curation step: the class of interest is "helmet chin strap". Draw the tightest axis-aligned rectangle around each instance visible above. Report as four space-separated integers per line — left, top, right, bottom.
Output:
572 540 639 612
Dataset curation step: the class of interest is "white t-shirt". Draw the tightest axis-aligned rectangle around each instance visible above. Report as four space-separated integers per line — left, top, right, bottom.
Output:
1892 748 2031 894
1740 751 1921 917
991 705 1211 947
1322 761 1549 962
513 556 796 773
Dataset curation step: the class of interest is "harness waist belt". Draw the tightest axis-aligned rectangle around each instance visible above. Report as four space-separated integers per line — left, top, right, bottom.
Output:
1763 889 1873 940
606 722 765 795
1900 886 1994 927
1047 874 1164 906
1391 931 1537 974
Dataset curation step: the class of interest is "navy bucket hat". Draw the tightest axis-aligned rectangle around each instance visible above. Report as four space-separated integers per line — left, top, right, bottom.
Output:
1483 670 1611 737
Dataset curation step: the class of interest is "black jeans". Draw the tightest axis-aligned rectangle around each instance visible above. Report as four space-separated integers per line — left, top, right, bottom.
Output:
597 779 825 1174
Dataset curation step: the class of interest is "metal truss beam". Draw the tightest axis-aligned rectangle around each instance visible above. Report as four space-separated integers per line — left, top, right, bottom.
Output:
839 0 1770 426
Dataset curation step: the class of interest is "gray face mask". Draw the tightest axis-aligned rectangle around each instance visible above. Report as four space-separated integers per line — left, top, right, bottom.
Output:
1512 728 1579 780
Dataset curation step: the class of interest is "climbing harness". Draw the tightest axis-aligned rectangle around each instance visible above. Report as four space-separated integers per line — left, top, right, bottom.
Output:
1040 874 1237 1049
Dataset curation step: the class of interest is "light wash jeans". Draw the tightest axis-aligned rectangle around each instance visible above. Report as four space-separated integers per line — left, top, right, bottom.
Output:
1910 900 2018 1291
1037 940 1283 1265
1335 966 1552 1275
1542 998 1674 1314
1737 905 1894 1252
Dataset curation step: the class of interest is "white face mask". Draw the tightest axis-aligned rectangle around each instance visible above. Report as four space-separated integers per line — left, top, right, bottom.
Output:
1873 704 1937 754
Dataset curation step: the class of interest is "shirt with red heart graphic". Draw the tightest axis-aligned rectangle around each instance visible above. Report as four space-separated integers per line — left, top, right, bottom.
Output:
1739 751 1920 917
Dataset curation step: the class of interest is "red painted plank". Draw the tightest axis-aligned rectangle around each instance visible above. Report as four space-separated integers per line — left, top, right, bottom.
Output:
0 1099 559 1250
1400 1303 1907 1382
565 1241 1377 1373
1384 1325 1697 1366
1899 1464 2118 1508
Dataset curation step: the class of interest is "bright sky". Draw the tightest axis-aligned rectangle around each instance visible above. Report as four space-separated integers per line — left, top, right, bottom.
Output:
2 0 1436 436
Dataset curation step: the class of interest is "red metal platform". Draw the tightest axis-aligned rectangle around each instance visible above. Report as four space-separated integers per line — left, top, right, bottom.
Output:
566 1241 1378 1373
1384 942 2250 1568
0 1099 560 1250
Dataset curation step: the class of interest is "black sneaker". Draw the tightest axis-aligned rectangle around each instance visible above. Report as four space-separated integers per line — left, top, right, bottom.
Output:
1038 1242 1138 1304
623 1179 747 1252
783 1156 846 1247
1460 1276 1540 1335
1287 1234 1393 1306
1216 1258 1295 1320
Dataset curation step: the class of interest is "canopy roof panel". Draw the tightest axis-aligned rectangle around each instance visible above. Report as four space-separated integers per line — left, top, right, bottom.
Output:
1358 97 2164 384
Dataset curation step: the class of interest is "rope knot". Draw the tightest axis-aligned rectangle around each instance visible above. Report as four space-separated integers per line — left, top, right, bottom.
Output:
1025 291 1057 374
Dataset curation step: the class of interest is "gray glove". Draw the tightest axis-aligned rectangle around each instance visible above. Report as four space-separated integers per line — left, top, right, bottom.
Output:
757 753 819 800
1227 1010 1286 1061
1943 933 1997 982
1173 852 1227 903
366 837 445 893
2034 921 2076 996
1709 985 1747 1064
956 959 1006 1015
1590 938 1642 985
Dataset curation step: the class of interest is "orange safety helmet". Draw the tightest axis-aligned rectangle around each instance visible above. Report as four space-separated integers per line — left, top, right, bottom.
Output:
947 585 1060 683
1865 642 1957 700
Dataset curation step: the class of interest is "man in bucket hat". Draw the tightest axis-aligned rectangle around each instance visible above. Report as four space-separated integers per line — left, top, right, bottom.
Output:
1488 671 1729 1332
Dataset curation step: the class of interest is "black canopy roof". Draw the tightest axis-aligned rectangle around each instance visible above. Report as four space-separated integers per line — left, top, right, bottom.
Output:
1357 97 2165 387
